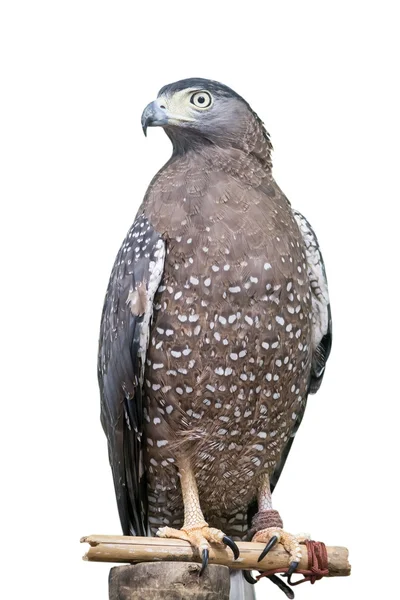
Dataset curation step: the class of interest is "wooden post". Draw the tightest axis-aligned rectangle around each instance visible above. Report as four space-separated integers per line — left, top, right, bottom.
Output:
109 562 230 600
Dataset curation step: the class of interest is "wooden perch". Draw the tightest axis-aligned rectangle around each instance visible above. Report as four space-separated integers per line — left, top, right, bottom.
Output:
81 534 350 577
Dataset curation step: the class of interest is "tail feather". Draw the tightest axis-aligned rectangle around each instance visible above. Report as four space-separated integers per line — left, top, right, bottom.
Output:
230 570 256 600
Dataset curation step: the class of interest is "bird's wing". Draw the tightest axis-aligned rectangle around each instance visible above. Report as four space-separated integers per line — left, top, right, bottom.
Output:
98 214 165 536
292 209 332 393
270 209 331 492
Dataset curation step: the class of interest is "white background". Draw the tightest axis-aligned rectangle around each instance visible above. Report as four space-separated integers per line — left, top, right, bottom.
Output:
1 1 399 598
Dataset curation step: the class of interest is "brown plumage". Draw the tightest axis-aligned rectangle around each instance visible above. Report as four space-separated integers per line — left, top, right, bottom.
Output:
98 78 331 596
142 149 312 527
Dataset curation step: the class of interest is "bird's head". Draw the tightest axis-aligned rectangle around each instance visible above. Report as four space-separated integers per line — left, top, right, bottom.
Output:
141 78 272 167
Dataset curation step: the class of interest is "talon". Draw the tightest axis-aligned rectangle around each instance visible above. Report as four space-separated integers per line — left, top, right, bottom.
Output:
243 570 258 585
158 523 236 572
252 525 303 582
286 561 299 584
258 534 278 562
199 548 209 576
222 535 240 560
268 575 295 599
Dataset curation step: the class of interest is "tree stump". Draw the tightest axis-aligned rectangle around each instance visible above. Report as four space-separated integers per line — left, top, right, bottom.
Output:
109 562 230 600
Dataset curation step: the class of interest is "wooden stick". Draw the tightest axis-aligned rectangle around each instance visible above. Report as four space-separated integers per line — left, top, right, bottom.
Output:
81 535 350 577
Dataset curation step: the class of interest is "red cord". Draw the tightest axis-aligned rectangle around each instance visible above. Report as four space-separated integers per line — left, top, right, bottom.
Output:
257 540 329 586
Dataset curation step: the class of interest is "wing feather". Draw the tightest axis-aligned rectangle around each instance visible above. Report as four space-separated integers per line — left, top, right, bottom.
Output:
270 209 332 493
98 214 165 535
292 209 332 393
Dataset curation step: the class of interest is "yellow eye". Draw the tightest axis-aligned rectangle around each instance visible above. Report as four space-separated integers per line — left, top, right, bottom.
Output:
190 91 212 109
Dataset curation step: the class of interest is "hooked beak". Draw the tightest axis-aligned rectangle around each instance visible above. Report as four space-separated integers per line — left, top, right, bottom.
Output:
141 101 169 136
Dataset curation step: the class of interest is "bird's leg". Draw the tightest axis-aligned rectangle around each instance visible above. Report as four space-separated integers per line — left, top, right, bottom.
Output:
250 473 308 578
157 455 239 573
243 474 310 596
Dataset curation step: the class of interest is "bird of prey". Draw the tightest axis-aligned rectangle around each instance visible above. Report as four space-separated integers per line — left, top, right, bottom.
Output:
98 78 331 598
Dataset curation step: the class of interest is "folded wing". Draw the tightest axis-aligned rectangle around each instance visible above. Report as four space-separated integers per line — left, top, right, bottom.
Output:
292 209 332 394
98 214 165 535
270 208 332 492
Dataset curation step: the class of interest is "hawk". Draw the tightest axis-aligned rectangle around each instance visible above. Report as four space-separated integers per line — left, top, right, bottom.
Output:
98 78 331 598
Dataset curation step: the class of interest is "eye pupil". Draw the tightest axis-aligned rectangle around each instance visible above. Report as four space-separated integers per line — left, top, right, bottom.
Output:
198 96 205 104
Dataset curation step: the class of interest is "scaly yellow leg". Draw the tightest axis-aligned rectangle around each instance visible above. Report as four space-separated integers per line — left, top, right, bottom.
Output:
157 455 239 573
251 473 309 575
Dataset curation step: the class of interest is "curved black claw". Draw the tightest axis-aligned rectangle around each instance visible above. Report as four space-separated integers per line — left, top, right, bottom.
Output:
258 535 279 562
284 561 299 584
268 575 295 599
222 535 240 560
243 570 258 585
199 548 209 576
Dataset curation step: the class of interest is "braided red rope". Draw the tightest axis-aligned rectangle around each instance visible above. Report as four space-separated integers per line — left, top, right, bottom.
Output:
257 540 329 586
